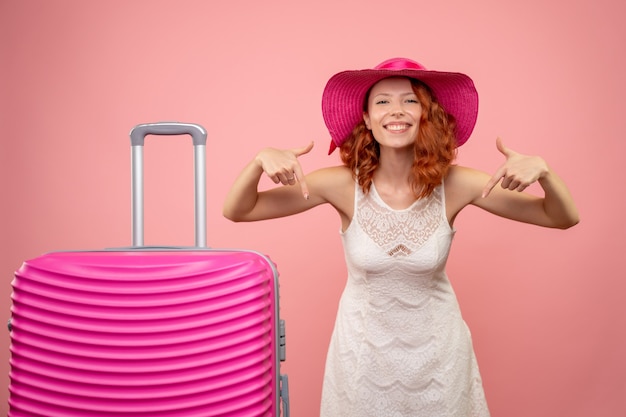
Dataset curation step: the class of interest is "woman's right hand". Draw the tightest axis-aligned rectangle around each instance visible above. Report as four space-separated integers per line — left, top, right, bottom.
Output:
255 141 315 199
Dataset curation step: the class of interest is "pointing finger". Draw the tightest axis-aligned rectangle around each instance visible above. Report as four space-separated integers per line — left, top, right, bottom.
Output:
292 164 310 200
482 165 506 198
290 141 314 199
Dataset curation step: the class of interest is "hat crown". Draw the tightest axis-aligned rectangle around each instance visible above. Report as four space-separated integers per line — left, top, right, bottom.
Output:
374 57 426 71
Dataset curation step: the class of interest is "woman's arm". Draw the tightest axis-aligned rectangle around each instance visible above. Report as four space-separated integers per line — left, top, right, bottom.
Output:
447 138 580 229
223 142 355 224
222 142 317 222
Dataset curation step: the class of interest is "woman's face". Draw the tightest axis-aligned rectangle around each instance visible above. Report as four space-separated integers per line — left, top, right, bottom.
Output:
363 77 422 151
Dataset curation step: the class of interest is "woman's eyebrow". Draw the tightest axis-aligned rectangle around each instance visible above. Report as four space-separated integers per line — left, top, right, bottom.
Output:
372 92 416 98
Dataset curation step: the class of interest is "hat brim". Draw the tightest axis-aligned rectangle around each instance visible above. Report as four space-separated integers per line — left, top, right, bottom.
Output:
322 68 479 154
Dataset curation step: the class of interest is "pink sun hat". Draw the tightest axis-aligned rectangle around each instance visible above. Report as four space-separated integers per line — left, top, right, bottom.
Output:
322 57 479 154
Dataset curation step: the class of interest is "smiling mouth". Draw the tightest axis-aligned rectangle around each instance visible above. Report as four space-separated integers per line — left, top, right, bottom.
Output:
385 123 411 131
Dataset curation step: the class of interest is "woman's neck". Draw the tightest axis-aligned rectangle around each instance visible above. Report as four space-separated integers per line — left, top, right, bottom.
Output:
374 147 413 189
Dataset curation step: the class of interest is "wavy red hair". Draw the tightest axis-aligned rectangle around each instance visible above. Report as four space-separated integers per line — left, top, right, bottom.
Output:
339 78 457 199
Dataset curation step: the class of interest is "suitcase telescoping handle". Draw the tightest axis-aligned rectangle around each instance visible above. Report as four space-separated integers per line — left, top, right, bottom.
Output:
129 122 208 248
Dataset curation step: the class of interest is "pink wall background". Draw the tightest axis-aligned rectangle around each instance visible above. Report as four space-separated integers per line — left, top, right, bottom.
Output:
1 0 624 415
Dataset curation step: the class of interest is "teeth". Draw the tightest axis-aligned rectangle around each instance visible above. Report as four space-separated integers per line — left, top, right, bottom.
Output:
386 124 408 131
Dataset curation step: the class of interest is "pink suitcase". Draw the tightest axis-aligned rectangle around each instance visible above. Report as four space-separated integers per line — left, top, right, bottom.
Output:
8 122 289 416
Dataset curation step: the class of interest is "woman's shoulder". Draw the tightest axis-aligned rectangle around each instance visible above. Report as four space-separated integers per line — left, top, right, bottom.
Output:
445 164 489 200
308 165 353 186
307 165 355 217
447 164 488 185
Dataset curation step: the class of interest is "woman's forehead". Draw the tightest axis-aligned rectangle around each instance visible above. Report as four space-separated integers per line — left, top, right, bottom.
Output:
369 77 414 95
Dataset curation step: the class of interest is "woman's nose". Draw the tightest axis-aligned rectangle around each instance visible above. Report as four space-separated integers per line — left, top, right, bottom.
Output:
390 105 404 116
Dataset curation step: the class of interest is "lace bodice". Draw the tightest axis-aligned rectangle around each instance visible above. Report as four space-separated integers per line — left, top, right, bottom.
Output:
355 182 448 256
340 182 454 281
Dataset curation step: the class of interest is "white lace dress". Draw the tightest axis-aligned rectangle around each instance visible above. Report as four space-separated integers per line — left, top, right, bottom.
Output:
320 182 490 417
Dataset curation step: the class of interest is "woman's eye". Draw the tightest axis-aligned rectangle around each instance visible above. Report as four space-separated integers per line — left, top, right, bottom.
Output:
375 100 389 105
406 99 419 104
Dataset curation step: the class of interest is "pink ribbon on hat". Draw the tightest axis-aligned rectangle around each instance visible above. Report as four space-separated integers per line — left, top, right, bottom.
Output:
374 58 427 71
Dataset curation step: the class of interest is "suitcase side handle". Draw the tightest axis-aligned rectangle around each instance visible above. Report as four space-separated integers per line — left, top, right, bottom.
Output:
129 122 208 248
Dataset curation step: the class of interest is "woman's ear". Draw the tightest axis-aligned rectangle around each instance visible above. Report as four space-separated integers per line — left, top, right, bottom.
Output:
363 112 371 130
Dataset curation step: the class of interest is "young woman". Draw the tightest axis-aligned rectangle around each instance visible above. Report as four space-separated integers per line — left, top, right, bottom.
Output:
223 58 579 417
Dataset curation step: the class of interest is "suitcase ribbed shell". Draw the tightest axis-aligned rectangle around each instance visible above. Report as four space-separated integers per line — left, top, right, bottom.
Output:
9 250 279 416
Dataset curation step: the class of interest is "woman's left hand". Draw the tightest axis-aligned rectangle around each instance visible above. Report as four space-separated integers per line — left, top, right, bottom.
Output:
482 137 549 198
